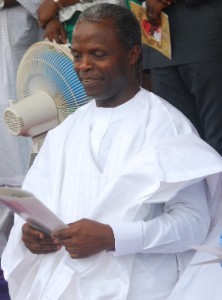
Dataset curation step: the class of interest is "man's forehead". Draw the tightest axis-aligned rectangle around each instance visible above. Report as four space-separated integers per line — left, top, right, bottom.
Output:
72 19 118 45
74 18 116 34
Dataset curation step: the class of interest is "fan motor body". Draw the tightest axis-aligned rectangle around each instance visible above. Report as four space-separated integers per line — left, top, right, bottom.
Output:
4 41 91 137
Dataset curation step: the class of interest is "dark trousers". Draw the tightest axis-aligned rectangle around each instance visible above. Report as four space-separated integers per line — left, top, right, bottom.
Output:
0 265 10 300
150 61 222 155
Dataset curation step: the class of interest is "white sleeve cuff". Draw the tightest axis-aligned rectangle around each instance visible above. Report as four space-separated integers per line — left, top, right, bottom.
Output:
108 221 143 256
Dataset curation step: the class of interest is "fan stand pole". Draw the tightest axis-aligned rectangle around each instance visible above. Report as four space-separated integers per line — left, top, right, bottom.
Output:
29 133 47 167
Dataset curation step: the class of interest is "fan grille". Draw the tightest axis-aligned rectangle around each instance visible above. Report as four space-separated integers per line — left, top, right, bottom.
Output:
17 41 91 123
4 110 24 135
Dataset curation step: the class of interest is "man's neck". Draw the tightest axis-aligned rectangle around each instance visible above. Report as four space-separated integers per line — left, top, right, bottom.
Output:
95 86 140 108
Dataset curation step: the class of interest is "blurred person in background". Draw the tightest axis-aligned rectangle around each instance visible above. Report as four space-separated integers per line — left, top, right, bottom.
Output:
0 0 42 298
140 0 222 155
37 0 127 44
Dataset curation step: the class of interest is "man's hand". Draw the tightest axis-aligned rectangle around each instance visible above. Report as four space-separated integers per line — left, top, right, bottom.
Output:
145 0 173 27
44 19 67 44
22 223 62 254
37 0 60 29
52 218 115 259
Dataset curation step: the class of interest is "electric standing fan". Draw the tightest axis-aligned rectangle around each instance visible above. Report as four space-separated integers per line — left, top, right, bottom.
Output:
4 41 91 157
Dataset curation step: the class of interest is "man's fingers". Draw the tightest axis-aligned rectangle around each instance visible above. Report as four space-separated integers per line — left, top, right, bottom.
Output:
22 223 45 239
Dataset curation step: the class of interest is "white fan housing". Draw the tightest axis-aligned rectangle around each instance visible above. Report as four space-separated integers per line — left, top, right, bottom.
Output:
4 41 90 142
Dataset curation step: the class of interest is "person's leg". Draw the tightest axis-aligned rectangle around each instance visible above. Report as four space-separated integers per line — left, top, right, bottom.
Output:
150 67 204 138
179 61 222 155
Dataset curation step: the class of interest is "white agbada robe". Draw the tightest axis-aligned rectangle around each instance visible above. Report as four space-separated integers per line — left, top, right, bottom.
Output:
0 1 42 256
2 89 222 300
168 175 222 300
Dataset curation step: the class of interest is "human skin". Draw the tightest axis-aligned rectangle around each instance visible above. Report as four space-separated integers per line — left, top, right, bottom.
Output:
22 223 62 254
144 0 172 26
72 18 141 107
22 219 114 258
43 18 67 44
37 0 81 28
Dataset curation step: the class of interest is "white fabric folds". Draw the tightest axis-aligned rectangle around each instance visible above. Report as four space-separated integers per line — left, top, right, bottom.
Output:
2 89 222 300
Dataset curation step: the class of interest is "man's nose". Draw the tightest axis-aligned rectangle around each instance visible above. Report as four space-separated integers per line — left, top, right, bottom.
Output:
77 55 93 71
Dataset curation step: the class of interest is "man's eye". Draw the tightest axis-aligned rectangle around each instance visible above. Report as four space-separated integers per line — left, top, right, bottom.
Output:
73 54 82 61
93 52 107 59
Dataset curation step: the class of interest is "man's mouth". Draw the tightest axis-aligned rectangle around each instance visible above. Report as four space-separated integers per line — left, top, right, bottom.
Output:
81 77 101 87
82 78 94 82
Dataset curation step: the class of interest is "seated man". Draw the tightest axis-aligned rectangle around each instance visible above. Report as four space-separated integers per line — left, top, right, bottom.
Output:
2 3 222 300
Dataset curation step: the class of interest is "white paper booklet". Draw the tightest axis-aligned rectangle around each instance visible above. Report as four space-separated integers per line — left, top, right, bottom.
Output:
0 187 67 235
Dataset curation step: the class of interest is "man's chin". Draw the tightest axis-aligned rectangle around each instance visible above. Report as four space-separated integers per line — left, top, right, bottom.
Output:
84 89 102 99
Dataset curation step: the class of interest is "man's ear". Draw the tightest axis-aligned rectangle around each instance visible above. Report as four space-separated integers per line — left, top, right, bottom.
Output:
129 45 142 65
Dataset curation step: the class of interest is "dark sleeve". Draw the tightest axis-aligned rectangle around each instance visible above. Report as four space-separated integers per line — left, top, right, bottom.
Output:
184 0 204 5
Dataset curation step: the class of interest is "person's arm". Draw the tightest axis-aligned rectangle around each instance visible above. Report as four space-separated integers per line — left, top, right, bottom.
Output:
44 18 67 44
37 0 81 29
51 180 210 259
110 180 211 256
143 0 174 27
142 0 205 27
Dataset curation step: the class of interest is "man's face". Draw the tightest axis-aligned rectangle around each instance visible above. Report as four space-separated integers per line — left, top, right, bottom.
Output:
72 19 134 107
